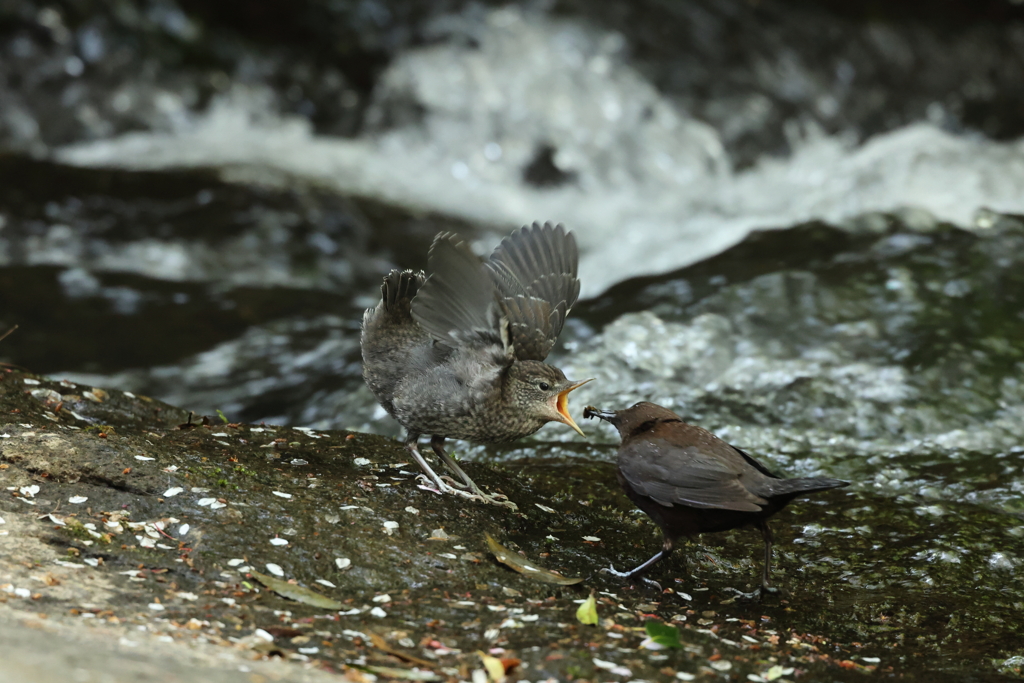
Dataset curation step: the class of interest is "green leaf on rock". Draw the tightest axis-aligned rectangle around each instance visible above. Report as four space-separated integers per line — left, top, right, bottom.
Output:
644 620 682 649
576 592 599 625
250 570 342 609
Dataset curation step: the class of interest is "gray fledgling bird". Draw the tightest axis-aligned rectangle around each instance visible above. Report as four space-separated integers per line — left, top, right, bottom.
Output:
362 222 592 509
584 402 848 593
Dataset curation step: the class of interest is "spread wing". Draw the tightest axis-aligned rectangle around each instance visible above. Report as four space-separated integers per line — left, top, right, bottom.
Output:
485 221 580 361
618 437 768 512
411 233 512 356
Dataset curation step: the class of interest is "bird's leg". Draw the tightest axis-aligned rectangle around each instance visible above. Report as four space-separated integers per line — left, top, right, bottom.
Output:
404 433 477 498
605 537 673 581
758 520 780 595
430 436 518 510
427 436 471 490
725 521 780 601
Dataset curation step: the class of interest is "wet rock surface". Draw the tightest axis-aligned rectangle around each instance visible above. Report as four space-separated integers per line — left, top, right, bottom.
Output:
2 364 1024 680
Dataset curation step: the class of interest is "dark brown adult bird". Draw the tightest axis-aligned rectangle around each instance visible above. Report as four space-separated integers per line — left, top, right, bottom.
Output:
583 402 848 592
362 222 592 509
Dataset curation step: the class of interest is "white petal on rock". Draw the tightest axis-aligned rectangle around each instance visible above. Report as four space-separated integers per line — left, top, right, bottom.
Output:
148 603 165 611
14 588 31 598
23 378 40 385
269 538 289 546
535 503 556 513
265 563 284 577
196 498 216 507
593 658 631 677
272 491 292 499
338 608 361 616
135 456 155 461
439 553 457 560
676 674 697 681
83 558 100 567
372 594 391 603
178 524 190 536
298 647 319 655
315 579 336 588
140 537 156 548
710 660 733 672
582 536 601 542
55 560 86 569
228 558 245 567
0 516 4 524
254 628 274 642
404 506 419 514
177 592 198 601
163 487 184 497
335 558 351 570
382 521 399 535
353 458 371 466
369 606 387 618
19 485 40 498
191 487 209 493
162 465 179 472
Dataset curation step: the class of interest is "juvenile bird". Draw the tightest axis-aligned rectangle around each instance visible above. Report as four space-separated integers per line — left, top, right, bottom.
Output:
362 222 591 509
583 402 848 592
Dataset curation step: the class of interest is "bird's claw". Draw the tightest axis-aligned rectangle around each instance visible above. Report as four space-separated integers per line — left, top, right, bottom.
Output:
415 475 517 510
439 475 471 490
723 585 780 601
602 564 632 578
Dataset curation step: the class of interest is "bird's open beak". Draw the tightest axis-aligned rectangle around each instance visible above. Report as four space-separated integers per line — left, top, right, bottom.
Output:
553 378 593 437
582 405 618 423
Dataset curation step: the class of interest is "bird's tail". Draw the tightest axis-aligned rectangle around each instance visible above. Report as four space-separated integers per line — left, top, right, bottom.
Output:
381 269 423 314
769 477 849 498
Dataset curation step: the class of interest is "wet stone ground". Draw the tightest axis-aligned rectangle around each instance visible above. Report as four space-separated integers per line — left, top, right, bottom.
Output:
2 370 1023 682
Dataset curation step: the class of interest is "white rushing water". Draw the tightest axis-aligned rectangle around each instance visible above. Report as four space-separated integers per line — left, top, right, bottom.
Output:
55 5 1024 297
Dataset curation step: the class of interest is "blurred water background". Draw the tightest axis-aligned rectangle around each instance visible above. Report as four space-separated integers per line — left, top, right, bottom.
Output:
2 0 1024 517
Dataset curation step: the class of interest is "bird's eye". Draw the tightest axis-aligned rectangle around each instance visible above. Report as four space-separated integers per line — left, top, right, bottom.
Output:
537 381 551 391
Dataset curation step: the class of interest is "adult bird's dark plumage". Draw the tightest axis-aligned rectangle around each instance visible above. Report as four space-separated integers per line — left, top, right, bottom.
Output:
361 222 591 509
584 402 848 592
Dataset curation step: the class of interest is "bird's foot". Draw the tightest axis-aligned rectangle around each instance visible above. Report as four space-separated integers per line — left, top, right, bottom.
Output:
723 585 781 601
414 475 518 510
601 564 635 578
439 475 471 490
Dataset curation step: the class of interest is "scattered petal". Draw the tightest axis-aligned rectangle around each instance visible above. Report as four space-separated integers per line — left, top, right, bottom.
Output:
163 487 184 497
372 594 391 603
272 491 292 499
353 458 371 466
209 501 226 509
315 579 336 588
148 603 165 611
383 521 399 535
269 538 289 546
582 536 601 542
265 563 284 577
19 485 40 498
178 524 190 536
427 529 450 541
228 558 245 567
23 378 40 385
535 503 556 513
676 674 696 681
134 456 155 461
710 660 733 672
253 628 274 642
405 506 419 515
335 558 352 570
593 658 631 677
68 496 88 504
370 606 387 617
